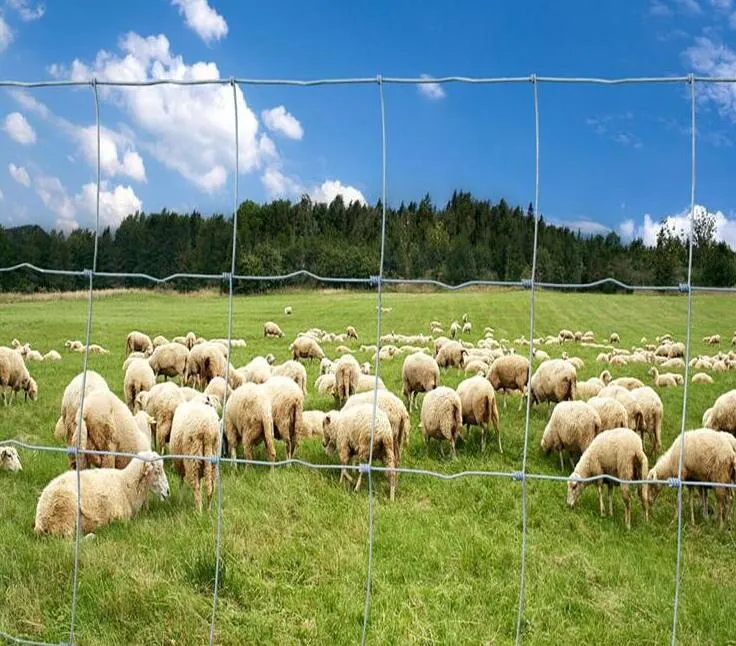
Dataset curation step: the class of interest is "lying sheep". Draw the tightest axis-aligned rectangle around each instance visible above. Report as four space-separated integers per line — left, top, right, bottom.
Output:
264 321 285 338
456 376 501 453
223 383 276 463
169 399 221 512
0 346 38 405
0 446 22 472
343 390 410 461
585 396 629 432
290 336 325 362
401 353 440 412
126 331 153 357
541 401 602 470
65 340 84 352
148 343 189 382
420 386 463 458
124 358 156 412
566 427 649 530
530 359 576 406
43 350 61 361
692 372 714 384
648 367 680 388
322 404 396 500
24 349 43 362
34 451 169 537
487 355 529 411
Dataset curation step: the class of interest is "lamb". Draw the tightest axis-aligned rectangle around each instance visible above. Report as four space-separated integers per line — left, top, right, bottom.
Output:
238 356 273 385
334 354 361 405
456 376 502 452
647 428 736 528
648 367 680 388
692 372 714 385
541 401 602 470
567 428 649 529
346 326 359 341
33 451 169 538
125 331 153 357
169 400 221 512
148 343 189 382
322 404 397 500
24 349 44 362
420 386 464 458
271 360 308 394
284 306 293 315
223 383 276 463
0 446 22 472
435 340 468 369
576 370 612 400
0 346 38 404
299 410 326 439
629 386 664 455
462 322 472 334
290 336 325 361
264 321 285 338
53 370 110 443
136 382 185 451
401 353 440 412
42 350 61 361
123 358 156 411
487 355 530 411
343 389 411 461
586 396 629 431
184 342 227 388
529 359 577 406
259 376 305 460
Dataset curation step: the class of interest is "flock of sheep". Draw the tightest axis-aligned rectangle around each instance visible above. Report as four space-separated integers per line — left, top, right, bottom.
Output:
3 308 736 538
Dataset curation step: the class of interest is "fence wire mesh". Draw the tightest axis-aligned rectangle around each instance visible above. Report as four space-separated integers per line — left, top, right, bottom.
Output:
0 72 719 645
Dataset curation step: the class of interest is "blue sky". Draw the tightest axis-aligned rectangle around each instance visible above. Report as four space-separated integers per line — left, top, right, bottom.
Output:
1 0 736 248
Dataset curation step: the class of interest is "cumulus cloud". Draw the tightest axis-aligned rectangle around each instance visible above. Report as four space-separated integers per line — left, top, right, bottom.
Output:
171 0 228 43
261 167 303 199
2 112 36 145
417 74 446 100
8 163 30 187
52 32 275 193
76 181 143 228
261 106 303 140
7 0 45 21
260 168 366 206
55 215 79 234
684 38 736 119
550 218 611 236
0 16 13 52
35 175 75 220
311 180 366 206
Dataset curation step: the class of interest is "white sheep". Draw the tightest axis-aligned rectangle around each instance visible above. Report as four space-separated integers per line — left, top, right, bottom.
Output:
24 349 44 362
53 370 110 443
238 356 273 385
566 427 649 530
136 382 185 452
284 306 293 315
401 352 440 412
609 332 621 344
346 325 359 341
610 376 645 391
148 343 189 382
185 342 227 388
435 340 468 369
586 396 629 432
597 385 644 434
0 346 38 405
648 367 680 388
264 321 285 338
223 383 276 463
343 389 410 461
487 354 529 411
123 358 156 412
270 360 308 394
290 336 325 361
259 376 305 460
204 376 231 409
42 350 62 361
702 389 736 433
629 386 664 455
126 330 153 357
456 376 501 453
576 370 612 400
692 372 714 384
334 354 361 405
299 410 326 439
530 359 577 406
0 446 22 472
420 386 463 458
34 451 169 537
541 401 602 470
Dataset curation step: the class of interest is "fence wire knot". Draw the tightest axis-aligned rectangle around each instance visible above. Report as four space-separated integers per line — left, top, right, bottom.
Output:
81 269 92 280
521 278 532 289
369 275 381 287
512 471 525 482
678 283 690 293
65 447 78 457
358 463 371 474
222 271 232 282
667 477 682 488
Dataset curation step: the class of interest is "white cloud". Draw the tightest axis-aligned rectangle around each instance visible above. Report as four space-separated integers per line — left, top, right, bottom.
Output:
55 216 79 234
0 15 13 52
675 0 702 11
76 126 147 182
171 0 227 43
261 106 303 140
417 74 446 100
684 38 736 119
9 89 51 119
76 182 142 228
711 0 732 9
620 219 635 239
7 0 45 21
261 168 366 206
551 218 611 236
54 32 273 193
261 167 303 199
311 180 366 206
35 175 75 220
3 112 36 144
650 0 673 15
8 163 30 187
0 187 4 200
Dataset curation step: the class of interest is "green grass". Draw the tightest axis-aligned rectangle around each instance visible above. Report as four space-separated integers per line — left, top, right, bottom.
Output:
1 288 736 645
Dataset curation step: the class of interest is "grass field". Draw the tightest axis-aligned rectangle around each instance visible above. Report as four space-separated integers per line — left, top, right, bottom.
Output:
1 288 736 646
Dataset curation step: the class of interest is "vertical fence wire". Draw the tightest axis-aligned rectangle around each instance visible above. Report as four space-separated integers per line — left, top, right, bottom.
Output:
208 79 240 646
67 78 102 646
670 74 697 646
360 75 389 646
514 75 541 646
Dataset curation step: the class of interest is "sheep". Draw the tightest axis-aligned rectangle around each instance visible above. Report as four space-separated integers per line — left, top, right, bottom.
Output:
346 326 359 341
136 382 185 451
204 376 231 409
566 428 649 530
0 446 22 472
576 370 612 401
692 372 714 384
701 389 736 433
42 350 61 361
361 362 371 375
401 353 440 412
487 354 530 411
334 354 361 405
0 346 38 405
610 377 645 391
456 376 501 452
629 386 665 455
609 332 621 344
284 306 293 315
88 344 109 355
449 321 461 339
343 389 411 461
659 358 686 371
239 356 273 385
464 359 489 376
322 404 396 500
290 336 325 361
53 370 110 443
598 385 644 434
648 367 680 388
558 329 575 343
126 331 153 357
435 340 468 369
704 334 721 345
299 410 326 439
530 359 577 406
586 396 629 432
148 343 189 382
259 376 305 460
65 340 84 352
271 360 308 394
462 322 472 334
541 401 602 470
24 349 44 362
320 358 335 375
264 321 285 338
647 428 736 528
185 342 227 388
223 383 276 463
123 358 156 412
420 386 463 458
152 335 169 348
33 451 169 538
169 400 221 512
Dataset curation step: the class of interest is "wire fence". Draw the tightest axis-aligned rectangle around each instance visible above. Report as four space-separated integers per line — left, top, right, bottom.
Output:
0 72 723 645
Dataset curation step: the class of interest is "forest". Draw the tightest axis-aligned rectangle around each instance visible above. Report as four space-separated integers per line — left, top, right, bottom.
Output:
0 191 733 293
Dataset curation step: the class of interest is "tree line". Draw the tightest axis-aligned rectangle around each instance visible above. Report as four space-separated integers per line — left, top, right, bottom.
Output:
0 191 733 293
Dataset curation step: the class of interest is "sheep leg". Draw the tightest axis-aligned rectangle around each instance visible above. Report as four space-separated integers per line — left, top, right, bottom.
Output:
480 424 486 452
354 471 363 493
639 484 649 522
715 487 726 530
608 483 614 518
497 426 503 454
621 485 631 530
689 488 696 525
597 481 605 517
450 438 457 460
701 488 709 520
558 451 565 472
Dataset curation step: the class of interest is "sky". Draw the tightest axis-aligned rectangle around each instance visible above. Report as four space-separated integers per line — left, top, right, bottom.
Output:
1 0 736 249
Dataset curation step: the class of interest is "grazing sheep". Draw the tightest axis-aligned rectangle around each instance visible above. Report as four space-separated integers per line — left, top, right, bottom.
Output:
567 428 649 530
271 360 308 394
322 404 397 500
299 410 326 439
53 370 110 443
42 350 61 361
401 353 440 412
185 342 227 388
420 386 463 458
123 358 156 412
435 340 468 369
609 332 621 344
541 401 602 470
223 383 276 463
629 386 664 455
704 334 721 345
0 446 22 472
204 377 231 409
487 355 530 411
586 396 629 432
598 385 644 434
456 376 501 452
692 372 714 385
530 359 577 406
449 321 461 339
290 336 325 361
259 376 305 460
33 451 170 538
136 382 185 451
0 346 38 405
576 370 612 401
264 321 285 338
648 367 680 388
610 377 645 391
702 390 736 433
126 331 153 357
239 356 273 385
361 362 371 375
346 326 359 341
148 343 189 382
152 335 169 348
558 329 575 343
343 389 411 461
334 354 361 405
464 359 489 376
284 306 293 315
169 399 221 512
647 428 736 528
462 322 472 334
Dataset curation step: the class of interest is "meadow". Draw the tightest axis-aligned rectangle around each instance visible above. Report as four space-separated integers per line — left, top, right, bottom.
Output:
1 287 736 646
